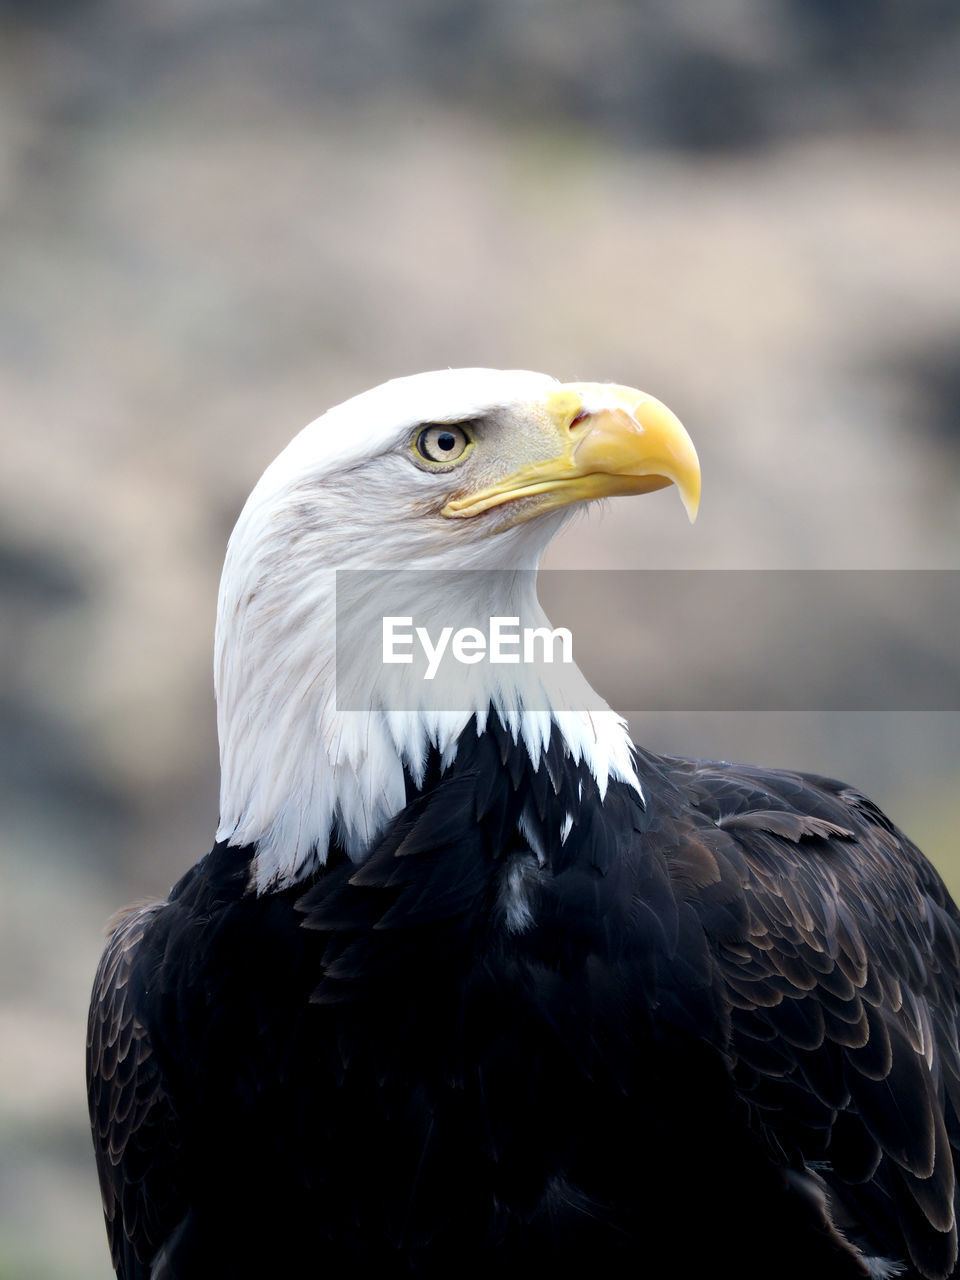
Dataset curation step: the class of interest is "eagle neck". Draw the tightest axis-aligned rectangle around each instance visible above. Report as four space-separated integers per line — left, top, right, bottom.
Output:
215 527 639 893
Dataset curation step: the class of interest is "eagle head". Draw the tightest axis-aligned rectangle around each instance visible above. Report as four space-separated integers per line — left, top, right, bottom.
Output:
214 369 699 891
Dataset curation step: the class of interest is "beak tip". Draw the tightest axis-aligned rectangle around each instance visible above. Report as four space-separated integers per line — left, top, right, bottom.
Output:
682 486 701 523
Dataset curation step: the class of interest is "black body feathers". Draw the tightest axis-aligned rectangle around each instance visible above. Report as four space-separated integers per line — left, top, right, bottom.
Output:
88 719 960 1278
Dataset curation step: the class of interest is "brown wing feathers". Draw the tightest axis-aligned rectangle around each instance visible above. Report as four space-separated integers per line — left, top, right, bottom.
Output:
86 902 183 1280
673 759 960 1277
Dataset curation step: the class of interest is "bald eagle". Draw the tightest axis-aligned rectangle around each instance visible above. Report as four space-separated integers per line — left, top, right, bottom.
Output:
88 369 960 1280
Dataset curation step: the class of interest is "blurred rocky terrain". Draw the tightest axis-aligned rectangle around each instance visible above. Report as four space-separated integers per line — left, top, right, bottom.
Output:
1 2 959 1275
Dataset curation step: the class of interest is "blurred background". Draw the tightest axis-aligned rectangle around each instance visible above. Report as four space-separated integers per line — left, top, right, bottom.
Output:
1 1 958 1274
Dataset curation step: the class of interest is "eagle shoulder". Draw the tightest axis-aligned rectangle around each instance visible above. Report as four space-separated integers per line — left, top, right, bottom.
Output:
652 753 960 1279
86 900 187 1279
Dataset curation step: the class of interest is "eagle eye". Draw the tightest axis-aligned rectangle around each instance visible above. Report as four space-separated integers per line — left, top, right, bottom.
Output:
414 424 473 465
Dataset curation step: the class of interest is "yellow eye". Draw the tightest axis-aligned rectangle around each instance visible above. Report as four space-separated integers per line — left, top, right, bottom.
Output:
414 424 473 465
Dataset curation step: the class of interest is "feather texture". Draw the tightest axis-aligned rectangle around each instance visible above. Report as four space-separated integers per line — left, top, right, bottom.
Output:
89 721 960 1279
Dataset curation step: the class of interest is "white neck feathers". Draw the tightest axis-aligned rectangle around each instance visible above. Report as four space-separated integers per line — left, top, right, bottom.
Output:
215 546 638 891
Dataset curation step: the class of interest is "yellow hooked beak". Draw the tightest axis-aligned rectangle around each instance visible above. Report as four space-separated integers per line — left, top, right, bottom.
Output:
441 382 700 525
